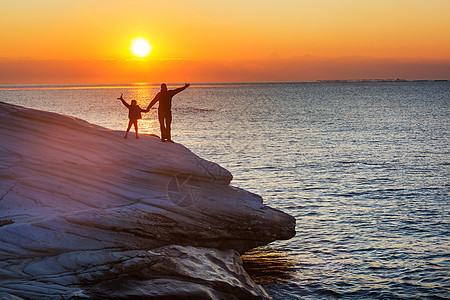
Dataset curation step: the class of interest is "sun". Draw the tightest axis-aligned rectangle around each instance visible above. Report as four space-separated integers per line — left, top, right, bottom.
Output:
131 37 152 58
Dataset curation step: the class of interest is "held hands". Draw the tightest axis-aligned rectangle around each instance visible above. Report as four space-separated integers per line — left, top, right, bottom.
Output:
117 94 124 101
185 83 190 88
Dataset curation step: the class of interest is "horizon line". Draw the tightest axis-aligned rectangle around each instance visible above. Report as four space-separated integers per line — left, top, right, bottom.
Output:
1 79 448 91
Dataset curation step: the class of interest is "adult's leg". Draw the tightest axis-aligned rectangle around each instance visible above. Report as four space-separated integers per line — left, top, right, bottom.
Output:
166 111 173 142
158 112 166 141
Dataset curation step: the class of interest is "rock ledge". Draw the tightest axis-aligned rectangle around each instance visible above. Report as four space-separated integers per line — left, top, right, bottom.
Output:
0 102 295 299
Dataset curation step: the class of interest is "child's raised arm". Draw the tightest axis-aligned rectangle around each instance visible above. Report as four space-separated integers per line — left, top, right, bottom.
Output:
117 94 130 108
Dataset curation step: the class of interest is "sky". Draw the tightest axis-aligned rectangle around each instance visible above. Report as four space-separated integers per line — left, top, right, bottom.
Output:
1 0 449 83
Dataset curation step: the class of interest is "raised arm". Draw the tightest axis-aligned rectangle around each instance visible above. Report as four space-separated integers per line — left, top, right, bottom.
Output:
145 93 160 111
117 94 130 108
171 83 190 95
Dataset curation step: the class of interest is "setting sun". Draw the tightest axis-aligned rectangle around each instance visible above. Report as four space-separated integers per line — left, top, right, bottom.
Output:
131 37 152 58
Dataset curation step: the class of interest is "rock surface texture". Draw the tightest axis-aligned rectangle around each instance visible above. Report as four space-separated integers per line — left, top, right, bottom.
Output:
0 102 296 299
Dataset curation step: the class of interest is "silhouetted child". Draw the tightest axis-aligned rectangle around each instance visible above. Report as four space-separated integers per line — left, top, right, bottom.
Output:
118 94 146 139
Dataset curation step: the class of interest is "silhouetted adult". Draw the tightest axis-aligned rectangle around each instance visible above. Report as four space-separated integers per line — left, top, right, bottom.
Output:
146 83 190 142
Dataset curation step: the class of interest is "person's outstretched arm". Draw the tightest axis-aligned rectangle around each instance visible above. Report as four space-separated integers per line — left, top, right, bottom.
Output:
145 93 160 112
117 94 130 108
171 83 190 95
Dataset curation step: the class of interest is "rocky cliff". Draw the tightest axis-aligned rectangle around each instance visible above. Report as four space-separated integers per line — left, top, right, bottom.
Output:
0 102 295 299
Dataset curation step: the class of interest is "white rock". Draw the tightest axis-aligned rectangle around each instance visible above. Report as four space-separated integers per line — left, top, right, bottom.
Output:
0 102 295 299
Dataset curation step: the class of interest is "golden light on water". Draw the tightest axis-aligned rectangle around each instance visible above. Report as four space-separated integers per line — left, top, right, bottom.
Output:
131 37 152 58
242 247 298 283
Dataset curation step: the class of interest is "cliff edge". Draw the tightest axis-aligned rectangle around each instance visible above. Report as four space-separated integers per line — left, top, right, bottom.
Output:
0 102 295 299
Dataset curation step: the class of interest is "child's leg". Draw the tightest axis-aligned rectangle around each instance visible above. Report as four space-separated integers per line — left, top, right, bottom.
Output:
124 120 132 138
133 120 139 139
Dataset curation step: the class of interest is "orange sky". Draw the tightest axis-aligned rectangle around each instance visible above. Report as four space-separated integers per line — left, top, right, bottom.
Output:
1 0 449 83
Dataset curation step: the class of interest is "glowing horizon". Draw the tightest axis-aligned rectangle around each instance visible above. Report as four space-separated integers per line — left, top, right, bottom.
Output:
1 0 449 83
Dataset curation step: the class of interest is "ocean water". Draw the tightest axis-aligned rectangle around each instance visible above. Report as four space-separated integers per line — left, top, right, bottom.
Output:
1 81 449 299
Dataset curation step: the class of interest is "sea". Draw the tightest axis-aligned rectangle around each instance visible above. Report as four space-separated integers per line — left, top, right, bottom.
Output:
1 81 449 299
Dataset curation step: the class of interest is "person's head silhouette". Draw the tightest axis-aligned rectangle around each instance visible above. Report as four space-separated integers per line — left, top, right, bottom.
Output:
131 100 137 105
161 83 167 92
